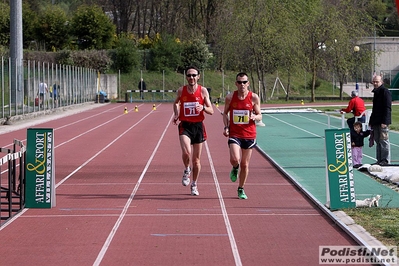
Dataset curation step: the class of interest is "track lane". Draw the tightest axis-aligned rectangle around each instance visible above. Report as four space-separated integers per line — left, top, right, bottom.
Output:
0 103 373 266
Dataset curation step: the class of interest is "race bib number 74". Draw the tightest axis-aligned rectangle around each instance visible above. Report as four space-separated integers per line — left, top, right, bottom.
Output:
232 109 250 124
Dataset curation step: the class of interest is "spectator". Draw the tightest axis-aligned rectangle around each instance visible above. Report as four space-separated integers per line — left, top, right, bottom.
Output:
351 121 371 168
340 90 366 132
138 78 146 100
369 75 392 166
38 81 48 108
52 82 59 108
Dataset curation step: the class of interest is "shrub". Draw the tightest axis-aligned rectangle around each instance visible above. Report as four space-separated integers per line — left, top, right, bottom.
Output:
148 34 182 72
24 50 112 73
24 51 57 64
70 50 112 73
111 35 140 73
180 38 212 72
70 5 116 50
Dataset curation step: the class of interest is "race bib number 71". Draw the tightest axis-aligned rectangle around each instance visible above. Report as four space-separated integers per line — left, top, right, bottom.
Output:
184 102 199 117
232 110 250 124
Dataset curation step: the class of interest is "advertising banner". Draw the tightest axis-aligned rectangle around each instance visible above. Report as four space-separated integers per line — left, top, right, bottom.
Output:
325 128 355 210
25 128 56 208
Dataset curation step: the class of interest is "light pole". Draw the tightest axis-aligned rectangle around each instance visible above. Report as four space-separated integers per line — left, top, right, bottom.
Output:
354 45 360 91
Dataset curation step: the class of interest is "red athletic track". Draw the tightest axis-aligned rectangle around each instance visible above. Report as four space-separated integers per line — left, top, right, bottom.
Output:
0 103 372 266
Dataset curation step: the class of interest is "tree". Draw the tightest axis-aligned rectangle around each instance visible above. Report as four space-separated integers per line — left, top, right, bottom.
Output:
311 0 375 101
111 34 140 73
35 5 70 51
102 0 134 34
22 2 39 49
70 5 116 50
301 0 330 102
215 0 305 101
180 38 212 71
148 34 182 72
285 0 376 102
0 2 10 47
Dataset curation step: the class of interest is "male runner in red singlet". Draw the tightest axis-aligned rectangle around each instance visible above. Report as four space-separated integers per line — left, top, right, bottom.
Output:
173 66 214 196
222 72 262 199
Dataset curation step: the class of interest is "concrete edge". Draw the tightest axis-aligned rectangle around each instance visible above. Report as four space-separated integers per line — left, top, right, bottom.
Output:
0 102 108 135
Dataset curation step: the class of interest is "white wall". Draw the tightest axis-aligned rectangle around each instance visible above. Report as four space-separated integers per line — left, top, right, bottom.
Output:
100 74 118 99
361 37 399 74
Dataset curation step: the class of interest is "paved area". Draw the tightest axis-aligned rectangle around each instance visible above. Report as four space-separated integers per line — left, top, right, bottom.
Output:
0 102 105 134
1 103 372 266
1 101 396 266
343 82 374 98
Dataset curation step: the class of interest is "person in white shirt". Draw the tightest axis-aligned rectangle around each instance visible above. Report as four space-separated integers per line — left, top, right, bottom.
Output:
38 81 48 107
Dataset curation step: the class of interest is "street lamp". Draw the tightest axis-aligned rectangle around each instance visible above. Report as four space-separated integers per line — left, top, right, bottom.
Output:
354 46 360 91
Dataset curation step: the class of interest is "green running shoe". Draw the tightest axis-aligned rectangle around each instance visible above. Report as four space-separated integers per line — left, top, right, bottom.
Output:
237 187 247 200
230 167 238 182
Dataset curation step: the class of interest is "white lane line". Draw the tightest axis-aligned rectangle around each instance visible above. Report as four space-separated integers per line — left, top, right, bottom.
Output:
57 111 154 187
292 112 340 127
1 105 122 148
267 113 374 161
1 105 124 175
54 112 126 149
92 113 173 266
151 233 228 237
0 106 151 230
19 213 320 218
267 113 378 161
52 105 122 131
205 141 242 266
267 114 323 138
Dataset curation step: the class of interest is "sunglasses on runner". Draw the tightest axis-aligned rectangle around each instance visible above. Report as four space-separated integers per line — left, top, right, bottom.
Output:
236 80 248 84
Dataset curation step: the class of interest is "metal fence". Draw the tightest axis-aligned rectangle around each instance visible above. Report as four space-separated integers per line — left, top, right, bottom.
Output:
0 139 25 224
0 57 98 120
381 69 399 87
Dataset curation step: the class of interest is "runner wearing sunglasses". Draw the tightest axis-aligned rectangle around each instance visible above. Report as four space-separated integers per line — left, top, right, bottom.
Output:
222 72 262 199
173 66 214 196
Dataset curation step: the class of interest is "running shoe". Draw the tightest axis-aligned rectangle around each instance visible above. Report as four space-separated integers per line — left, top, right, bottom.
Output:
191 184 199 196
230 167 238 182
237 187 247 199
182 168 191 186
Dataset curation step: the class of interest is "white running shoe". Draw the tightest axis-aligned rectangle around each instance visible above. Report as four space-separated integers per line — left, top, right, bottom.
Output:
191 184 199 196
182 168 191 186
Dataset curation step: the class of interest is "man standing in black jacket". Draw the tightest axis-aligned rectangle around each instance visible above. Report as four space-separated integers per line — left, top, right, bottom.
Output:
138 78 146 100
369 75 392 166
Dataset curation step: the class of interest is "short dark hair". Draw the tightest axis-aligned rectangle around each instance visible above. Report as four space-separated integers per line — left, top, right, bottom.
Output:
185 66 200 75
353 121 362 127
236 72 248 79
